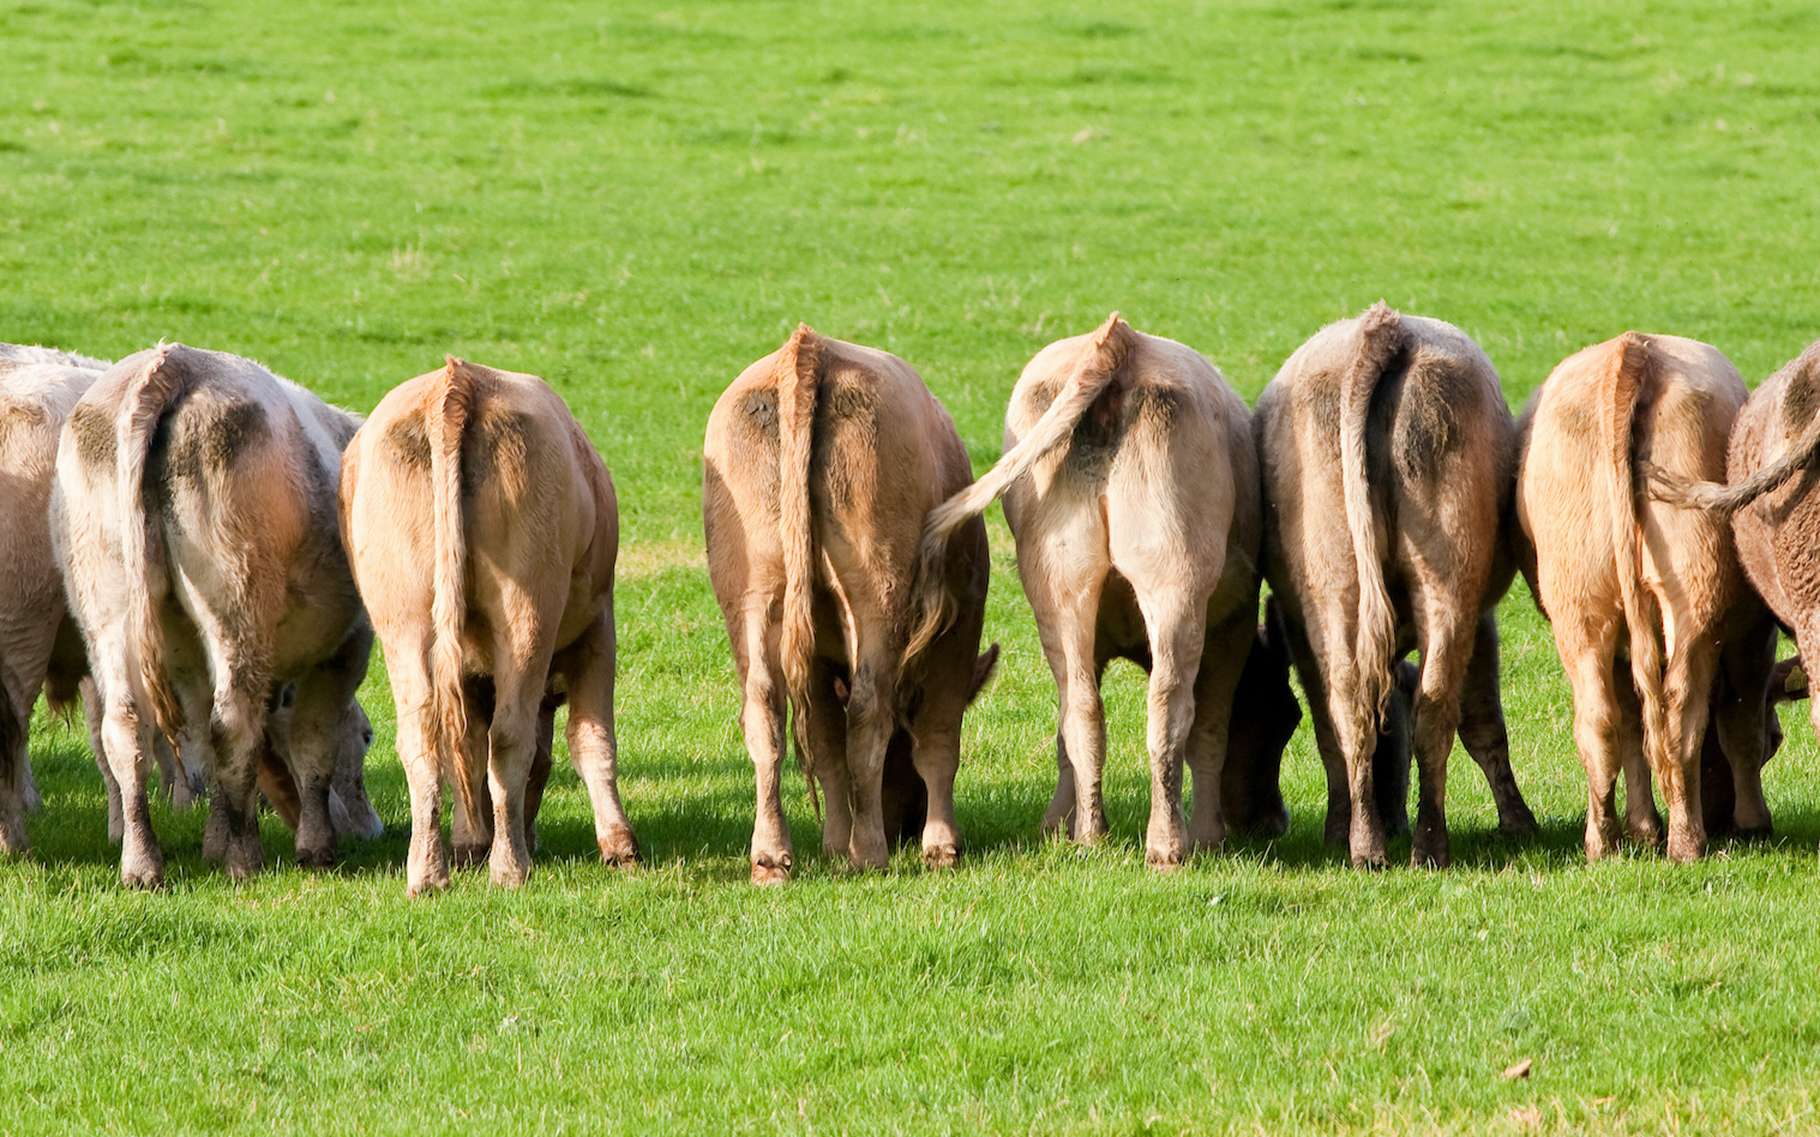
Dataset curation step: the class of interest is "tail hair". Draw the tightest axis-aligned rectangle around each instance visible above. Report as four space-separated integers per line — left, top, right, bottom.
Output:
116 344 187 745
903 313 1133 668
774 325 824 814
1338 302 1404 736
1603 333 1673 792
430 356 481 829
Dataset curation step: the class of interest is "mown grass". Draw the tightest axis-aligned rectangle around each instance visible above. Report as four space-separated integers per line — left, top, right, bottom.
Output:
5 1 1820 1132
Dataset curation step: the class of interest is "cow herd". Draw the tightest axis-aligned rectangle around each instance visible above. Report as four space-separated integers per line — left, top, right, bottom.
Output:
3 308 1820 893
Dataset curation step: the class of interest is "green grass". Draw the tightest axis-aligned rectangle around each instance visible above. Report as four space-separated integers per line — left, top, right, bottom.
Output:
5 0 1820 1132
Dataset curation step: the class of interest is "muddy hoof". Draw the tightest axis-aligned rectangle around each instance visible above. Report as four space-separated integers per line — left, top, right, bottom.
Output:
406 863 450 898
598 827 640 867
750 852 792 886
1145 847 1185 873
1349 851 1388 871
120 853 165 890
223 833 263 881
923 843 959 870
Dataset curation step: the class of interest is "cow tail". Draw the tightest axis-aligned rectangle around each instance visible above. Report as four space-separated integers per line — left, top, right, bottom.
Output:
116 344 187 744
1645 344 1820 515
1603 334 1673 788
430 357 480 829
776 325 824 814
1339 302 1404 737
904 313 1132 671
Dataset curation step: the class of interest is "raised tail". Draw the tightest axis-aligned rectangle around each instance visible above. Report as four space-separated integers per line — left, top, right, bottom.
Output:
430 357 480 829
1602 333 1672 786
1339 302 1405 732
115 345 188 743
1645 346 1820 516
903 313 1133 668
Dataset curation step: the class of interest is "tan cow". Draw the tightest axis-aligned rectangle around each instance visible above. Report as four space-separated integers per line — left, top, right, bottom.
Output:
915 315 1257 868
1515 332 1776 862
52 344 372 886
1644 338 1820 807
341 357 635 896
705 326 989 882
1258 304 1530 869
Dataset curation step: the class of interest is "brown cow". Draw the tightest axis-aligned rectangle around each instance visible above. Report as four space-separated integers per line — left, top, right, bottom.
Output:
341 357 636 895
915 315 1258 868
1258 304 1532 868
52 344 372 886
1515 332 1776 862
1644 338 1820 811
704 326 989 882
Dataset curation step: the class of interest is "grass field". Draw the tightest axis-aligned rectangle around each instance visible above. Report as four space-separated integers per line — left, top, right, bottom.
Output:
6 0 1820 1132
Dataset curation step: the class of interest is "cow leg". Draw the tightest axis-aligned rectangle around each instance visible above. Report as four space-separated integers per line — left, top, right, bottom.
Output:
1459 612 1537 836
205 667 272 881
1278 609 1350 848
486 642 553 890
1559 620 1624 861
284 646 367 869
1712 618 1777 839
1604 668 1659 847
564 612 638 869
1312 606 1389 870
524 695 556 854
735 603 793 884
1034 578 1108 845
1660 644 1720 864
1041 732 1074 836
93 646 164 887
1184 612 1253 855
908 660 968 872
842 645 900 873
384 644 449 897
1408 604 1474 869
0 679 29 855
800 664 850 859
450 678 494 868
83 679 126 844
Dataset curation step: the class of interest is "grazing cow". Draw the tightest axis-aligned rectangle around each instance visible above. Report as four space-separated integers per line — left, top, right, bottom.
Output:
1257 304 1532 869
1644 339 1820 802
1515 332 1776 862
0 345 114 849
341 357 635 895
52 344 372 886
915 315 1258 868
705 326 990 882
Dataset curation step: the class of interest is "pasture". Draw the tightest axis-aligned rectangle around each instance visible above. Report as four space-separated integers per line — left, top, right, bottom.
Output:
6 0 1820 1132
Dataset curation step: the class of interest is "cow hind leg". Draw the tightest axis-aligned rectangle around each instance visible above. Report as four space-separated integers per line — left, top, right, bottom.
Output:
1713 618 1778 839
842 645 900 873
450 678 495 868
93 648 164 887
1408 603 1475 869
1184 612 1253 856
84 679 126 845
1559 621 1625 861
0 680 30 855
799 665 850 860
908 658 969 871
1459 612 1538 836
384 644 449 897
736 604 794 884
284 647 367 869
1660 644 1720 863
563 612 639 869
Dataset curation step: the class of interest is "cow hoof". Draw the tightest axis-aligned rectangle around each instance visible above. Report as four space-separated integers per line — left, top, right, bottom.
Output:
295 843 336 870
923 843 959 870
1349 851 1388 871
0 822 28 858
1732 824 1773 844
1666 834 1705 864
406 864 450 898
201 819 228 863
489 862 531 888
224 837 263 882
1145 847 1185 873
750 852 792 885
1498 803 1540 838
1411 840 1450 870
598 827 640 867
452 842 489 869
120 853 165 890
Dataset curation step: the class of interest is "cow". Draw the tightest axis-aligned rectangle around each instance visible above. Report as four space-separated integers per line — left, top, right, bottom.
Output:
340 357 636 896
1514 332 1777 862
705 326 990 883
914 314 1258 869
52 344 373 887
0 344 116 849
1257 303 1533 869
1643 338 1820 822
